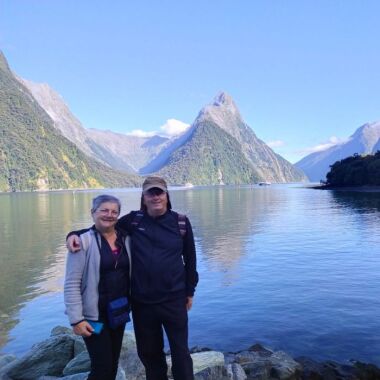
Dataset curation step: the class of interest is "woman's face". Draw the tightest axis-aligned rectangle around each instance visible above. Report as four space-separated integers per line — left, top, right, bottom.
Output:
92 201 119 231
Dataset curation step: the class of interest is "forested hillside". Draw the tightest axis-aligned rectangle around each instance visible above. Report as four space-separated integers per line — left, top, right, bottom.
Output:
326 152 380 186
0 52 139 192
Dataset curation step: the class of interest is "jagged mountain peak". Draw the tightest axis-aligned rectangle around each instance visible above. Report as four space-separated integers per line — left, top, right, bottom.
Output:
351 121 380 140
0 50 11 73
212 91 235 107
194 92 246 143
199 91 241 123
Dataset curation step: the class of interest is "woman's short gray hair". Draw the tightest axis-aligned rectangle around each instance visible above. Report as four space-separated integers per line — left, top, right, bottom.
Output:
91 194 121 214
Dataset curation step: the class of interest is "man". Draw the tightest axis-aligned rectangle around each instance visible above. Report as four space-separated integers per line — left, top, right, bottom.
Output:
67 176 198 380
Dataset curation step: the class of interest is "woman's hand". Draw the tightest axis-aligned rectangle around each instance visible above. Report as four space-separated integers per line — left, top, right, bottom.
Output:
186 296 193 311
67 235 81 252
73 321 93 337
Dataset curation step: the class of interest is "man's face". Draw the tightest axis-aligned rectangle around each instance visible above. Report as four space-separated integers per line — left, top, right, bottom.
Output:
143 187 168 216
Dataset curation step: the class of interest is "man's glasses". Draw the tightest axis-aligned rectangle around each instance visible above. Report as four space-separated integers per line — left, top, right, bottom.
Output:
144 188 166 197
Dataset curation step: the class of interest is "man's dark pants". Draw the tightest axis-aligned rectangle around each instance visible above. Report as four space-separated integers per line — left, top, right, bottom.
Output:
132 297 194 380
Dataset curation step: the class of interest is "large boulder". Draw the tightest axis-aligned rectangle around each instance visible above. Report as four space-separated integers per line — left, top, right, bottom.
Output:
38 373 89 380
4 335 74 379
50 326 74 337
225 363 248 380
0 354 17 370
73 338 87 357
194 365 228 380
49 325 86 357
232 344 301 380
63 351 91 376
296 357 380 380
166 351 225 379
192 351 225 374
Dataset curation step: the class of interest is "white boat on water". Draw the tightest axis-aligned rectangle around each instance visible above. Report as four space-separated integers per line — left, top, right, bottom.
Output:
258 181 271 186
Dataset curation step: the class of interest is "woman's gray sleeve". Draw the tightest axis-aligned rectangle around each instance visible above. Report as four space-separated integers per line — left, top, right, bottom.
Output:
64 250 86 325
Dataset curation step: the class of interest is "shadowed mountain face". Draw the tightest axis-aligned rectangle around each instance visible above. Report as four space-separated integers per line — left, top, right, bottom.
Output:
149 93 307 184
296 122 380 181
86 129 169 172
18 77 169 173
0 51 139 191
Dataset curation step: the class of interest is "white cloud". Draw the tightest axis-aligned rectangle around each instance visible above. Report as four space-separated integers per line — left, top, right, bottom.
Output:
127 129 157 138
159 119 190 137
126 119 190 139
266 140 285 148
298 136 348 155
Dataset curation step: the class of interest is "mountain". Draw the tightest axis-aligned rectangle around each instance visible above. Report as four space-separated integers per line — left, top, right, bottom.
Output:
0 51 139 191
157 120 261 184
86 129 169 172
12 59 305 186
19 76 170 173
295 121 380 181
149 93 307 185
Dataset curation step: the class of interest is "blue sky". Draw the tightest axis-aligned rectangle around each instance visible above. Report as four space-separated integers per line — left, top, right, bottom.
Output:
1 0 380 163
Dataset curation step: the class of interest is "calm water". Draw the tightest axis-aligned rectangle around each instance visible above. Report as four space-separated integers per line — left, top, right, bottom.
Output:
0 185 380 365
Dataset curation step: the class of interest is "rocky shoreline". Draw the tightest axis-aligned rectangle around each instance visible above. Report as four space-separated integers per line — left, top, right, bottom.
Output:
0 326 379 380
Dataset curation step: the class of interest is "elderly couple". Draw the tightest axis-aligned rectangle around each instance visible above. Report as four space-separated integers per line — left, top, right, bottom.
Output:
64 176 199 380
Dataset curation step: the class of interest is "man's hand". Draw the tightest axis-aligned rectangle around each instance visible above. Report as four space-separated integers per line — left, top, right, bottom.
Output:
67 235 81 252
73 321 93 337
186 296 193 311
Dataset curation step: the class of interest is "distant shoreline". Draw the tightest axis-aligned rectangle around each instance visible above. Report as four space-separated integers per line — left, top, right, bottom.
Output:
307 184 380 193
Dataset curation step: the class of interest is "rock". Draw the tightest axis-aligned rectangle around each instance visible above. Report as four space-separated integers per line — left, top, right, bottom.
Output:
0 354 16 369
296 357 380 380
4 335 74 380
50 325 85 357
225 363 248 380
194 365 228 380
38 372 90 380
234 346 301 380
55 373 89 380
190 346 213 353
268 351 302 379
63 351 90 376
73 337 87 356
116 366 127 380
0 360 15 380
50 326 74 336
166 351 225 379
353 361 380 379
192 351 225 374
248 344 273 357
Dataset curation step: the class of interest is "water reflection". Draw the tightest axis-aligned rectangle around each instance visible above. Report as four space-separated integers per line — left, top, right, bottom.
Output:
0 191 102 348
330 190 380 213
170 186 289 278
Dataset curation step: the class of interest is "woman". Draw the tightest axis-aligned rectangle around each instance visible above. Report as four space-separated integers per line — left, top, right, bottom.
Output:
64 194 131 380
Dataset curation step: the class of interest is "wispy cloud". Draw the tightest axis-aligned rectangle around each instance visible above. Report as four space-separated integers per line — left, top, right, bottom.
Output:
159 119 190 137
126 119 190 138
298 136 348 155
266 140 285 148
127 129 157 138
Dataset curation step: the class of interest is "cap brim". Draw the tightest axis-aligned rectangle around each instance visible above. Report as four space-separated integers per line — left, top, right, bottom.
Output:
143 184 167 192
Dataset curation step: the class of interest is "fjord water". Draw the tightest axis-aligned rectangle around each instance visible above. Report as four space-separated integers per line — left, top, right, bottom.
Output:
0 186 379 364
